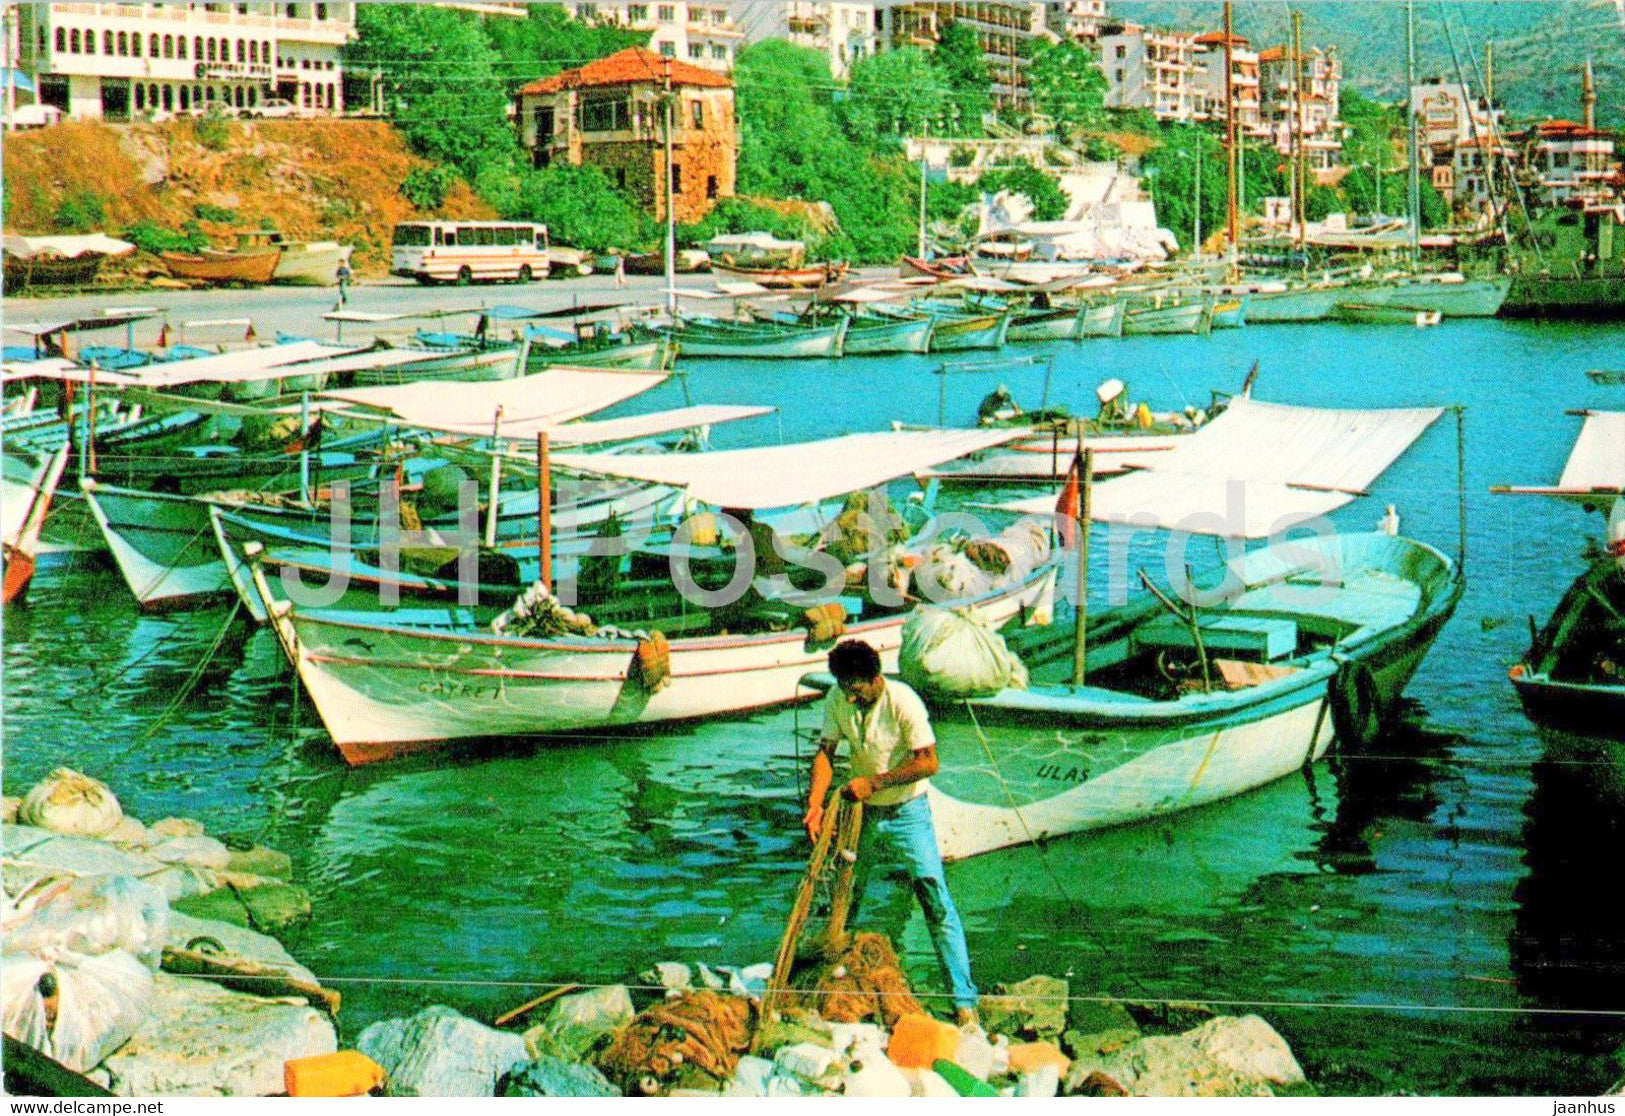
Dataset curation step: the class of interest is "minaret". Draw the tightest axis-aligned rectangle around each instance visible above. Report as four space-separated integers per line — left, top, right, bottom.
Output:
1583 57 1597 132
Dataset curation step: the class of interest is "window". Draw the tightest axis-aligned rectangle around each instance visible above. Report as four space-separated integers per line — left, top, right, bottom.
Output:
194 36 203 59
1115 44 1125 59
163 34 173 58
706 174 718 199
249 41 258 63
135 84 145 110
689 42 702 59
69 29 79 52
658 40 674 57
104 30 114 53
712 43 726 59
657 5 674 21
316 2 327 18
85 29 96 54
118 31 129 56
180 87 190 110
150 34 160 56
671 164 682 193
581 94 630 132
690 99 703 129
237 39 246 62
628 4 647 19
132 33 141 57
263 42 271 64
206 38 216 61
615 167 627 189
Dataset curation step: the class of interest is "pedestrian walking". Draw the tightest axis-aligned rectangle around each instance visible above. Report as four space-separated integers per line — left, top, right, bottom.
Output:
335 260 352 304
613 252 627 289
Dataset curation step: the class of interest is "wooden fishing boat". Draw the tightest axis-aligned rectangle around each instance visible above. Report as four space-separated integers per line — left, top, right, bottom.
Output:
1383 274 1512 318
1076 300 1126 338
838 313 935 355
1005 306 1085 342
238 429 1045 763
1510 556 1625 736
1210 295 1248 329
530 337 675 372
806 532 1460 862
2 250 106 289
160 246 281 285
2 448 69 605
1332 303 1442 327
1122 296 1211 336
710 261 848 290
1243 284 1340 323
900 256 971 280
662 316 848 359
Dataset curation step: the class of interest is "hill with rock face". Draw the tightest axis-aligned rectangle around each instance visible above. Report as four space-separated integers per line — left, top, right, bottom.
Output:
2 118 493 276
1111 1 1623 127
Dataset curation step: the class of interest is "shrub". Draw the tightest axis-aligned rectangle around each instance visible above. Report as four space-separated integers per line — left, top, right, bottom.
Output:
193 202 237 223
948 145 977 168
400 165 457 211
194 106 234 150
123 219 210 254
52 190 106 232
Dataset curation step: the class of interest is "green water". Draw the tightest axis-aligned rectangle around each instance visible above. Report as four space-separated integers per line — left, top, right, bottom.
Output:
5 317 1625 1093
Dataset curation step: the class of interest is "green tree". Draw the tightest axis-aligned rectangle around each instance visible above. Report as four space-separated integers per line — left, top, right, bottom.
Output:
1143 125 1229 253
346 4 515 180
931 20 989 136
510 164 649 251
978 161 1069 222
842 47 948 145
483 4 643 95
1027 39 1107 138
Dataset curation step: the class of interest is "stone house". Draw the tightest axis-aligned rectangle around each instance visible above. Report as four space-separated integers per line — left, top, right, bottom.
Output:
513 47 736 223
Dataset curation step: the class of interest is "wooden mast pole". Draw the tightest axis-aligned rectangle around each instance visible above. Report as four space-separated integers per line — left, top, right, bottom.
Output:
537 431 552 592
1072 445 1094 686
1224 1 1239 271
1291 9 1307 252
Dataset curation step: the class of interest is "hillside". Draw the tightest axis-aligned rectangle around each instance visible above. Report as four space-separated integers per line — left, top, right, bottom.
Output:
2 118 493 276
1111 0 1624 127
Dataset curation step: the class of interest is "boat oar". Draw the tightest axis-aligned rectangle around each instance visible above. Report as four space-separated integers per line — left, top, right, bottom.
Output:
493 983 583 1029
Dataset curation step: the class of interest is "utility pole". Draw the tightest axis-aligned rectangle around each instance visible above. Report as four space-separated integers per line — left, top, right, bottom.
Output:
1291 9 1308 250
1406 0 1421 263
1223 0 1239 270
663 60 676 317
2 5 17 131
1192 135 1203 259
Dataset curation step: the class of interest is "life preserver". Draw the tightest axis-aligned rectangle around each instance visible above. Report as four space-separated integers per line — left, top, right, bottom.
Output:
1329 659 1383 750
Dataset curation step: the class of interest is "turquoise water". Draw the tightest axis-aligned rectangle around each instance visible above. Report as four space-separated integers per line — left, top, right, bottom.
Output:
5 318 1625 1093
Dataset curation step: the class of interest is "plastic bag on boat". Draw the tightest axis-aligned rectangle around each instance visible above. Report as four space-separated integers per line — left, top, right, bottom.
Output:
899 607 1028 700
911 547 989 603
1 948 155 1072
491 582 598 638
4 875 170 968
994 519 1051 584
17 769 124 838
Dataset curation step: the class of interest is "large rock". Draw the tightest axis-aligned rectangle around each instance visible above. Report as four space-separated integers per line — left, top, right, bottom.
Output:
4 824 165 879
534 985 633 1059
1063 1032 1273 1098
500 1055 620 1098
358 1005 527 1097
164 911 319 987
981 974 1070 1038
100 974 336 1097
170 877 311 933
1190 1015 1306 1087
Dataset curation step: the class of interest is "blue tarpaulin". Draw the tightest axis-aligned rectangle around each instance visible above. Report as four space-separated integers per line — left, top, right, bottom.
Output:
3 69 36 93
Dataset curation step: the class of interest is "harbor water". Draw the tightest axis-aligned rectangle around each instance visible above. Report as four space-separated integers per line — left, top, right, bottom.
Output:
5 316 1625 1093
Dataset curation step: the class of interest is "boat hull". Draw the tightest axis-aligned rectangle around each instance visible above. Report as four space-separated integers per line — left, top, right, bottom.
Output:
1245 287 1339 323
1499 274 1625 319
530 339 675 372
272 242 353 286
842 316 935 355
264 566 1058 763
667 322 846 359
1512 673 1625 739
928 313 1010 352
1122 300 1208 335
1384 276 1511 318
160 248 281 285
1076 301 1126 338
1006 309 1083 342
81 482 236 609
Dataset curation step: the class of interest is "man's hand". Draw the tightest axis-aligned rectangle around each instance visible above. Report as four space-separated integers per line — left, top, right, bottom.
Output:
843 775 876 802
803 801 825 843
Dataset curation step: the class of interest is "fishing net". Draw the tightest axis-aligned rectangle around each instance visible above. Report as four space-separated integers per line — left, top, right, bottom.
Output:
595 990 754 1096
789 932 924 1027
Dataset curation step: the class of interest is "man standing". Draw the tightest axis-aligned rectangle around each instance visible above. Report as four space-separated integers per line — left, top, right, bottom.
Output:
804 639 979 1026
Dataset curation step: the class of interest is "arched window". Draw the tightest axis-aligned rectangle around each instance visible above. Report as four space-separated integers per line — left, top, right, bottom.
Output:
262 41 271 65
164 35 174 58
134 84 145 110
194 36 203 60
104 30 113 53
177 36 186 59
236 39 245 62
149 34 159 56
147 84 158 109
117 31 128 56
54 27 65 52
69 29 80 52
131 32 141 56
84 29 95 54
236 86 246 107
248 41 257 63
300 82 310 108
206 38 216 62
162 85 174 111
248 87 258 106
179 86 190 110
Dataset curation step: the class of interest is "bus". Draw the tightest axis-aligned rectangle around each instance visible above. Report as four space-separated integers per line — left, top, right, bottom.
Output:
390 221 551 285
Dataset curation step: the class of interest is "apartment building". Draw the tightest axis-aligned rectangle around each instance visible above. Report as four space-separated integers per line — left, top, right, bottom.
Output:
1410 78 1503 149
514 46 735 222
728 2 876 81
570 2 743 72
1259 43 1343 171
10 2 353 121
1044 0 1104 41
1191 30 1263 136
1099 22 1203 123
874 2 1054 109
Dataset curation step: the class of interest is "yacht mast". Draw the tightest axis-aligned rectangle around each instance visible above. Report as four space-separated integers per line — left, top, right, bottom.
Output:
1224 0 1239 270
1406 0 1421 263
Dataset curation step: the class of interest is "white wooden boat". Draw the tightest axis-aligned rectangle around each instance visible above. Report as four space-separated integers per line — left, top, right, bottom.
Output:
2 448 69 606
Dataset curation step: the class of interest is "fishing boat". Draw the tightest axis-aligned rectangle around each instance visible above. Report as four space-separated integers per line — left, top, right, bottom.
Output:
662 316 848 359
2 448 69 605
234 229 354 286
1493 410 1625 734
1075 300 1127 338
1243 284 1341 323
1382 273 1511 318
1004 305 1085 342
1332 303 1442 327
901 256 971 280
160 246 281 285
805 397 1462 861
242 429 1055 763
530 337 675 372
1210 295 1249 329
1509 556 1625 736
880 300 1010 352
710 261 849 290
1122 296 1211 336
838 312 935 355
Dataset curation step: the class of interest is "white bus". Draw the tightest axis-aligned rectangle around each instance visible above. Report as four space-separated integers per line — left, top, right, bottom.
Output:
390 221 551 285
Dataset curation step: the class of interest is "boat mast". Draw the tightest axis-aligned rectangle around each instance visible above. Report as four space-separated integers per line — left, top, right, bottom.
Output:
1291 9 1308 252
1406 0 1421 263
1224 0 1239 273
918 132 928 259
663 60 677 316
1072 446 1094 686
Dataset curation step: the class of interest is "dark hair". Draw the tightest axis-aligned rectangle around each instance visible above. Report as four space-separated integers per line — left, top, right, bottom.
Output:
829 640 881 685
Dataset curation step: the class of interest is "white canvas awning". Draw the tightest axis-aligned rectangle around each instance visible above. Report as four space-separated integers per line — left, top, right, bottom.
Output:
320 366 669 436
131 341 368 386
548 405 774 447
997 398 1445 538
555 428 1020 509
1 359 145 386
1494 410 1625 500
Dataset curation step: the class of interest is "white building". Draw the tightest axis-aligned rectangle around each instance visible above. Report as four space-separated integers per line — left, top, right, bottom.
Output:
1260 43 1343 171
11 2 354 121
1044 1 1105 41
730 2 876 81
1410 78 1502 150
570 2 744 72
1192 30 1264 136
1099 22 1203 123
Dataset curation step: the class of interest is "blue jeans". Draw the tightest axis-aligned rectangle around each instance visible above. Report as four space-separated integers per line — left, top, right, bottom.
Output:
850 794 978 1010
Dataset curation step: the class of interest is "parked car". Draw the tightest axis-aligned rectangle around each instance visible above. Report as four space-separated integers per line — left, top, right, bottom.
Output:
245 98 305 120
8 103 65 130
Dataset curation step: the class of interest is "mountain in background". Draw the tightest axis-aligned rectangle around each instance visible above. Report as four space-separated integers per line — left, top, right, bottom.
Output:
1109 1 1624 127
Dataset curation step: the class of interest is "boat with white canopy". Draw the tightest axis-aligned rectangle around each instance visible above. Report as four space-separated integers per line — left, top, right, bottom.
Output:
243 427 1059 764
